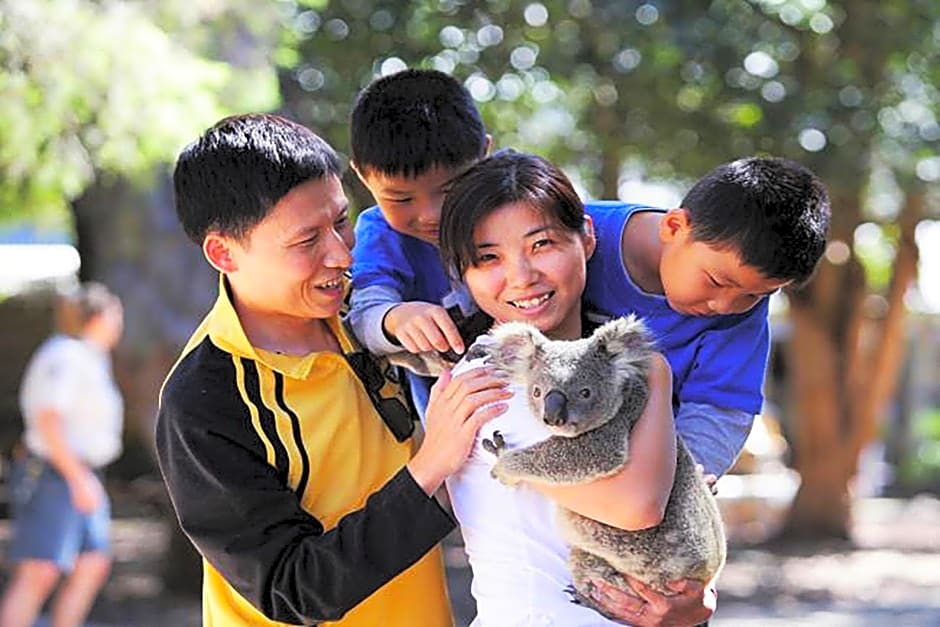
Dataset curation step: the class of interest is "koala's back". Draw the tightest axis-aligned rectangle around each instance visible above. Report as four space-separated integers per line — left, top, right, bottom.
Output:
558 438 726 592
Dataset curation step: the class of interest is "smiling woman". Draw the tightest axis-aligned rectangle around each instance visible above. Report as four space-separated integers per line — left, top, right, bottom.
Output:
432 150 692 626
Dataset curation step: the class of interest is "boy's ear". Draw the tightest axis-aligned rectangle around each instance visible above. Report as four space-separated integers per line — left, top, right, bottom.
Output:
203 233 238 274
659 208 692 244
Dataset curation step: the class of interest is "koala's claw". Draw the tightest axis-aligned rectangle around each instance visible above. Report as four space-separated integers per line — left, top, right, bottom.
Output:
481 430 506 456
564 584 581 604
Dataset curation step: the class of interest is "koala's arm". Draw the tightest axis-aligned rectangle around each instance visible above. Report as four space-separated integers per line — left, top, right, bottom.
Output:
528 353 677 530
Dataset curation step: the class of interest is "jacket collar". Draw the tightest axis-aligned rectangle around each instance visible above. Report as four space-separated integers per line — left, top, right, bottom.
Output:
207 274 351 379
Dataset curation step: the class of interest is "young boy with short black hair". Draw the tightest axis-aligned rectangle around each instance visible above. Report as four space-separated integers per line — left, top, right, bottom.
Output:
585 157 830 478
347 69 490 414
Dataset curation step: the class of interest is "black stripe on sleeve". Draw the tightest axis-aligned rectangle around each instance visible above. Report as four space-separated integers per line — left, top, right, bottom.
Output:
241 358 289 483
273 372 311 499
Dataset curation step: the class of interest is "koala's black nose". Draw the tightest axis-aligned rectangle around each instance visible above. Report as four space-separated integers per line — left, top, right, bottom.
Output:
543 390 568 426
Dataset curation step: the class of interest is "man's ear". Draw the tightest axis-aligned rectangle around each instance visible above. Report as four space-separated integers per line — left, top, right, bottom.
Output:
203 233 238 274
659 208 692 244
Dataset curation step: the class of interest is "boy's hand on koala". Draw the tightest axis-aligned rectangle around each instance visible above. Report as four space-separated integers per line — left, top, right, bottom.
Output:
384 302 465 355
590 577 715 627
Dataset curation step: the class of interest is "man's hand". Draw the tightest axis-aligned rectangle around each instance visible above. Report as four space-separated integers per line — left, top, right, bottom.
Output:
590 576 716 626
407 368 511 496
384 302 464 355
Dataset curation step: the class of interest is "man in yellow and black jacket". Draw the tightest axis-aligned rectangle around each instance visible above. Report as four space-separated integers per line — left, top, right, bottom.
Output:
156 114 509 626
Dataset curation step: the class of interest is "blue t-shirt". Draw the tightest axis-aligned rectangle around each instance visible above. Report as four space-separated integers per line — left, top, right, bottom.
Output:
584 201 770 416
349 206 466 414
351 206 451 305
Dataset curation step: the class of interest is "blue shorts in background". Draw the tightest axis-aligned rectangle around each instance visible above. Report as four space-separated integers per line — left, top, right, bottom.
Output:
7 457 111 571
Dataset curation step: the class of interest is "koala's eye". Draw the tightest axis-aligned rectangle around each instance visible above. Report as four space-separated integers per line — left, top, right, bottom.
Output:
532 386 542 398
579 388 591 399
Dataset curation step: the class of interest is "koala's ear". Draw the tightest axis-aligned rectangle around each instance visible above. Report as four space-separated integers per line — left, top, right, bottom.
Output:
592 316 654 378
488 321 544 373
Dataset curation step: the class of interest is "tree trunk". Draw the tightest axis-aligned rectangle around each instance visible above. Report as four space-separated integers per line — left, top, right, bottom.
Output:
780 189 865 540
850 191 922 460
783 296 857 539
597 106 622 200
71 171 214 595
781 190 921 540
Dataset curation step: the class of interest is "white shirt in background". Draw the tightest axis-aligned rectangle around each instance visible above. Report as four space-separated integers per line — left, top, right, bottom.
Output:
19 334 123 468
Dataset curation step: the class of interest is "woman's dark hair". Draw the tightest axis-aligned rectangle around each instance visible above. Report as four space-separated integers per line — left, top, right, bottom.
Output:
439 150 585 280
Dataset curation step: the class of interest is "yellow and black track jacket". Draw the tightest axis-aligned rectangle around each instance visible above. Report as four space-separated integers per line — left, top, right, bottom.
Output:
156 278 454 626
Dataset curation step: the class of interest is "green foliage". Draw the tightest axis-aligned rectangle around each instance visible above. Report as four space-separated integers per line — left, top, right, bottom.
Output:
898 408 940 490
0 0 281 223
277 0 940 209
854 222 897 291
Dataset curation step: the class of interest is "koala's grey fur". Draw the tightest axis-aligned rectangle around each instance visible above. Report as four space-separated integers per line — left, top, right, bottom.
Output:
476 317 726 619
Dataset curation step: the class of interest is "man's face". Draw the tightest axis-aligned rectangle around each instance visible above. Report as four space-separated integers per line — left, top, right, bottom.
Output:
659 209 791 316
223 175 353 322
355 164 471 246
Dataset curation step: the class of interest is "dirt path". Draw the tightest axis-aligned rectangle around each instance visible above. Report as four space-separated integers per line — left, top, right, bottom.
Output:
1 496 937 626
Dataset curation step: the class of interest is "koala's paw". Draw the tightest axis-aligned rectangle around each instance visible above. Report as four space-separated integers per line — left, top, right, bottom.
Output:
481 430 506 457
482 432 521 486
565 583 593 608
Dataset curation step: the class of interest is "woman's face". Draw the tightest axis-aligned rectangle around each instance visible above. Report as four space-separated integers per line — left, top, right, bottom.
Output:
463 202 595 341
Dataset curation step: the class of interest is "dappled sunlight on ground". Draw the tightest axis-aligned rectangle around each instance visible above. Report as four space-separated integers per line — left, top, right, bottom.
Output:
0 493 937 626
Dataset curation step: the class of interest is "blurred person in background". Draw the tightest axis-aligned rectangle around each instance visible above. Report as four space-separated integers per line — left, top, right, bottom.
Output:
0 282 124 627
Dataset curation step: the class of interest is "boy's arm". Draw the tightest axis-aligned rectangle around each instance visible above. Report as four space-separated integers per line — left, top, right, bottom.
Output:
677 298 771 476
676 402 753 477
348 207 414 354
348 208 463 356
526 354 677 530
347 283 407 354
156 390 454 624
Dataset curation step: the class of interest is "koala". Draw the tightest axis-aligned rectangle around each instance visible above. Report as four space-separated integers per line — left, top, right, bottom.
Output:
476 317 726 619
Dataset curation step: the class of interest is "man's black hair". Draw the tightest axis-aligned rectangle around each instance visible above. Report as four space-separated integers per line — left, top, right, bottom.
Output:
350 69 487 178
173 113 341 245
682 157 831 284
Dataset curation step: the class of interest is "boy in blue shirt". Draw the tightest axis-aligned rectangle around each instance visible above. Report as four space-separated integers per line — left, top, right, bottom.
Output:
347 69 489 416
585 159 830 477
